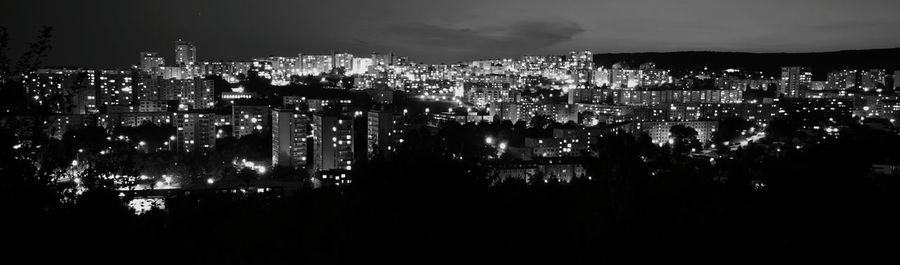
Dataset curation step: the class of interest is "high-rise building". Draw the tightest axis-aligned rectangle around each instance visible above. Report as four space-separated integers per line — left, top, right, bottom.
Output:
160 77 214 110
312 114 354 172
175 112 216 152
22 68 94 114
607 63 642 89
232 105 270 138
859 69 886 92
138 100 168 113
250 57 299 84
333 53 354 73
132 71 161 102
81 70 99 114
488 102 523 123
826 69 860 90
517 127 592 159
638 62 671 87
96 70 134 107
825 69 885 91
372 52 394 67
636 120 719 145
194 61 231 77
698 103 781 123
139 52 165 73
248 60 274 80
299 54 334 75
893 70 900 90
276 56 301 81
188 77 214 110
464 82 516 108
567 51 594 89
175 40 196 66
779 98 852 125
366 108 401 157
159 66 187 80
394 56 410 66
779 66 812 98
350 57 374 75
272 109 310 169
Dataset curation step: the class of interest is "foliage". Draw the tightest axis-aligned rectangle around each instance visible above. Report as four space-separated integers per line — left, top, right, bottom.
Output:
669 124 701 154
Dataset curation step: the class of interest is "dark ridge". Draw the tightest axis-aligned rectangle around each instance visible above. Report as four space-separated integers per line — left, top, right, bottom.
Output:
594 48 900 78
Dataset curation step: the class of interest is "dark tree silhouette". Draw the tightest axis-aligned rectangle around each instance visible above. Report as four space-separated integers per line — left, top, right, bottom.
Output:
669 124 701 154
236 167 258 184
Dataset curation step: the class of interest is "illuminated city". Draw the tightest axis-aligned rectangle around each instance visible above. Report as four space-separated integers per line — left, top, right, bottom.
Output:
3 0 900 263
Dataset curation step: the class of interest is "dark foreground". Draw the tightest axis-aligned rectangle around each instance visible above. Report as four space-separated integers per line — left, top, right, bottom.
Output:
7 130 900 265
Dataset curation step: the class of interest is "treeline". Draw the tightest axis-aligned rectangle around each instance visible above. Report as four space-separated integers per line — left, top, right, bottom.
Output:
6 122 900 264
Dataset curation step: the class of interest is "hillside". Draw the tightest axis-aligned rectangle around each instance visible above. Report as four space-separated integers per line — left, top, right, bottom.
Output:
593 48 900 78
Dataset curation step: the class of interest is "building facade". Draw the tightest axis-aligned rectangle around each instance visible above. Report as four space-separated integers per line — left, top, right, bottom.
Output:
272 109 310 169
312 114 354 172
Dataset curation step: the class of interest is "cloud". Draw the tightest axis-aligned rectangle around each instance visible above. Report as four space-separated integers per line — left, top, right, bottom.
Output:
381 20 584 56
5 0 900 67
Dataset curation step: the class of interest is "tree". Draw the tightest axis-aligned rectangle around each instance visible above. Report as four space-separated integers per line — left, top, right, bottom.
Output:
15 26 53 75
0 26 69 221
112 123 176 151
0 27 9 82
513 120 528 132
530 114 553 130
669 124 700 154
237 167 258 185
1 26 53 114
714 117 752 144
271 166 307 181
579 111 598 126
603 94 616 105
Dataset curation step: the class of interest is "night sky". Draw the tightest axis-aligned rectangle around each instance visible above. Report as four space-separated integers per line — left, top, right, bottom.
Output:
3 0 899 68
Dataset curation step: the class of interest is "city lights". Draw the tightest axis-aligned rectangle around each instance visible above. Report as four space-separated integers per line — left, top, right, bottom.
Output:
2 2 898 263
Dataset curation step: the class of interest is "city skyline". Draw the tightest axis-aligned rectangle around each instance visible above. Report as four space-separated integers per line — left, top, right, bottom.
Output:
3 0 900 68
4 1 900 263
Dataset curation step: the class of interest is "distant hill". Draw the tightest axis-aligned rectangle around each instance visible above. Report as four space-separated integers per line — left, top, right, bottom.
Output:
593 48 900 79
